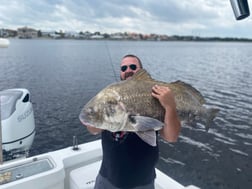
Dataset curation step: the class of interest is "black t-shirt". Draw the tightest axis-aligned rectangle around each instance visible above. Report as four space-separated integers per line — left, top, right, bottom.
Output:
99 130 159 188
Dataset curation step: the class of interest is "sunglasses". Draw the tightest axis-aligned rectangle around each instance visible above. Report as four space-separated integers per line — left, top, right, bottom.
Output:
121 64 137 72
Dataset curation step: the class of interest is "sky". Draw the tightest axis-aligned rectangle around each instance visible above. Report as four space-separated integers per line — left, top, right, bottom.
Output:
0 0 251 38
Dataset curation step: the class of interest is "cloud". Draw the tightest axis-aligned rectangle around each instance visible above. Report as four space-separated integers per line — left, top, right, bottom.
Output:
0 0 251 38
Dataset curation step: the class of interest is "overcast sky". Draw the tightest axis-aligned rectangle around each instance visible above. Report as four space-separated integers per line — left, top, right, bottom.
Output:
0 0 251 38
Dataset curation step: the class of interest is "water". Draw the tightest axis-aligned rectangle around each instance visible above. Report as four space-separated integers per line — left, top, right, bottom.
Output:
0 39 251 189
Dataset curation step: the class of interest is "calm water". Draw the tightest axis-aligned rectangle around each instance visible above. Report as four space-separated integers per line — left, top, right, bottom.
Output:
0 39 251 189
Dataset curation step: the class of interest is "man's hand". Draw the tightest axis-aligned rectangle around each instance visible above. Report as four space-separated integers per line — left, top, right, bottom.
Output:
151 85 176 110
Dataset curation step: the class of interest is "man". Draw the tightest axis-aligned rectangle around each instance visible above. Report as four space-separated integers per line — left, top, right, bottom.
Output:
86 54 181 189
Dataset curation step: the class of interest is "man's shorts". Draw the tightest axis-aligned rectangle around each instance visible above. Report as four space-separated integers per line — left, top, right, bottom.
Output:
94 173 155 189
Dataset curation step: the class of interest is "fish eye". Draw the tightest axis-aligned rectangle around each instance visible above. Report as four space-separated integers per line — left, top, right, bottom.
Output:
105 104 116 117
108 100 117 105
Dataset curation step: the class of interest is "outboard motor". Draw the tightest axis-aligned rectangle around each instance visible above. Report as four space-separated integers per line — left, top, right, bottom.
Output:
230 0 250 20
0 88 35 160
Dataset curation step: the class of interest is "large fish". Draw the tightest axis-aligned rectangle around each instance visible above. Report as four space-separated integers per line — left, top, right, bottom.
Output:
79 69 219 146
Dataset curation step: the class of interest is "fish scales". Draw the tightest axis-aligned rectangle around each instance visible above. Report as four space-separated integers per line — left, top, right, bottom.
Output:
113 80 165 121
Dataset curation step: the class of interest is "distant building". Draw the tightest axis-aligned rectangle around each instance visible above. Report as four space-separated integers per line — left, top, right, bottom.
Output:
6 29 17 37
0 29 5 37
110 32 124 40
40 31 53 38
79 31 92 39
17 27 38 39
90 34 104 39
48 33 61 39
0 28 17 37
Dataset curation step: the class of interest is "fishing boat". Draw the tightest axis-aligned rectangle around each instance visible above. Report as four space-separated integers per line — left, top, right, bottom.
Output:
0 38 10 48
0 88 200 189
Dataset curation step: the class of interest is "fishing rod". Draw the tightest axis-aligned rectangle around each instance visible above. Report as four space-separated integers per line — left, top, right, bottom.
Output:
95 22 119 82
103 39 119 82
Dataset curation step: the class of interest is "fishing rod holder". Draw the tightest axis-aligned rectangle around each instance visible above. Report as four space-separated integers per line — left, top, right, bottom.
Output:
230 0 250 20
72 136 79 151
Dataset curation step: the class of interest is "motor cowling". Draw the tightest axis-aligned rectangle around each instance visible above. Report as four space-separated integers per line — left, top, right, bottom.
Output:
0 88 35 160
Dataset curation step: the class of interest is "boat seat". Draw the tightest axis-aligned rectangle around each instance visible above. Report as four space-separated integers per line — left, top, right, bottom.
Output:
70 160 101 189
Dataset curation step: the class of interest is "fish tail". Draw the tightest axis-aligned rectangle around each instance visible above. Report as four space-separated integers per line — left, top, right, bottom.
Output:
205 108 219 131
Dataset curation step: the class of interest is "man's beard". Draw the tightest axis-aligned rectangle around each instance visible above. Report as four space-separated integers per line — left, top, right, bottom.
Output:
123 72 134 80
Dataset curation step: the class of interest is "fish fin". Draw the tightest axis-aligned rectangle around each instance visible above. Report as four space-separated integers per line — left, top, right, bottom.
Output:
130 115 164 131
135 130 157 146
171 80 206 104
205 108 220 131
131 69 153 81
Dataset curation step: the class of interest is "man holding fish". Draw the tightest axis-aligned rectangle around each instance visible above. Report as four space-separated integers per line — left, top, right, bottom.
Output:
80 54 181 189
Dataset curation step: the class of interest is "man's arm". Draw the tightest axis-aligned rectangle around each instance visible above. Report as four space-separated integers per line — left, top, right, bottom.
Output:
152 85 181 142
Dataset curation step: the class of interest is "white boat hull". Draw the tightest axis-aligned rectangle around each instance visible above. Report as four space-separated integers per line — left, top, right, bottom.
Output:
0 140 199 189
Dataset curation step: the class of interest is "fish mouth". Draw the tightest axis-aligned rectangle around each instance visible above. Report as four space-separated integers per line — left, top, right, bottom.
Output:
79 114 95 128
